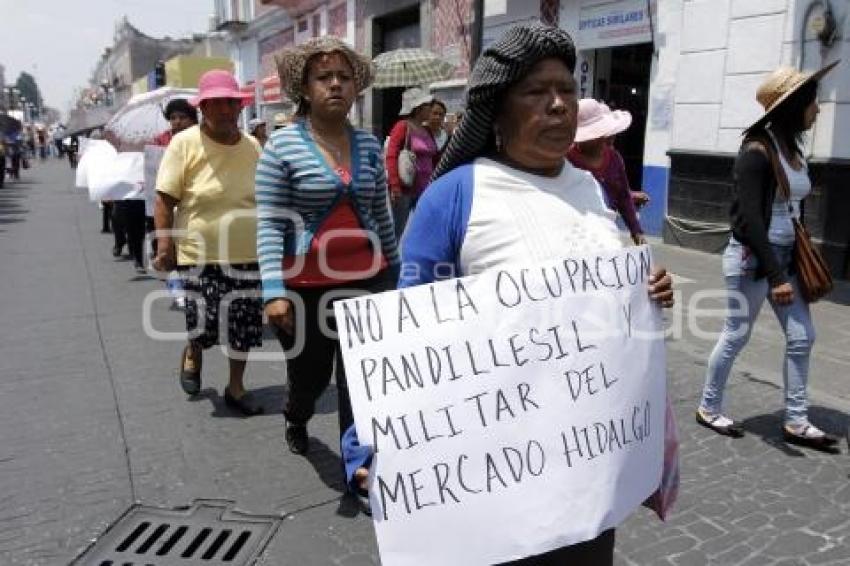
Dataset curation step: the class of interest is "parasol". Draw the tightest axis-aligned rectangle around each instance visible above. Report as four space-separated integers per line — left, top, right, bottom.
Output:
372 48 456 89
104 87 197 146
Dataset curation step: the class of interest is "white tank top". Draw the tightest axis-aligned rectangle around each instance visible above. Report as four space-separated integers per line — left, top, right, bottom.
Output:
766 130 810 246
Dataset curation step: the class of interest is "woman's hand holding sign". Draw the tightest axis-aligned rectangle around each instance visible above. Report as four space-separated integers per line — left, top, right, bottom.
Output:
649 267 674 308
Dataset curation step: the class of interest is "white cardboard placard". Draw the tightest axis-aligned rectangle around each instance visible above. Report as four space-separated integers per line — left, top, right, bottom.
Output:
143 145 166 216
334 246 666 565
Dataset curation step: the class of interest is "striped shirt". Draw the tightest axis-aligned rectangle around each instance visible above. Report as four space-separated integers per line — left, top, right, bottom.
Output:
255 120 400 302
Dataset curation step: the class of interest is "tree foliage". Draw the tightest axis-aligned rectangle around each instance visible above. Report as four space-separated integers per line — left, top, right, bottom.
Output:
15 72 43 110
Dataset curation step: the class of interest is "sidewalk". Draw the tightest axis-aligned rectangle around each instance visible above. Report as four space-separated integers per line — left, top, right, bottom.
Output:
0 161 846 566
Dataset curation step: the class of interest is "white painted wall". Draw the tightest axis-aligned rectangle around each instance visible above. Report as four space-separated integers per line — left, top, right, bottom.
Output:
644 0 682 167
557 0 849 162
667 0 848 159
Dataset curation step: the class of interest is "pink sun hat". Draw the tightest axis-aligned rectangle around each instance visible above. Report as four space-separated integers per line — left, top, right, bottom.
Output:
574 98 632 143
189 69 255 108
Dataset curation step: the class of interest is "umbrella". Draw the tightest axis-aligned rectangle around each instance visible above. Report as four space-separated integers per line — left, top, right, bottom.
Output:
0 114 22 135
64 106 116 137
372 48 456 89
105 87 197 146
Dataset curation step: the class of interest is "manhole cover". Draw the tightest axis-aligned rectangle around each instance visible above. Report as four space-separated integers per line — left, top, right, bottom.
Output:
72 499 282 566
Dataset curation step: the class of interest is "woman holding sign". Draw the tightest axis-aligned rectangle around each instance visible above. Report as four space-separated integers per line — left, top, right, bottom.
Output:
342 24 677 564
256 37 399 456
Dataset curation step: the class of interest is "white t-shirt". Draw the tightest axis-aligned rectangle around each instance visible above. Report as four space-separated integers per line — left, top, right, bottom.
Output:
459 158 624 275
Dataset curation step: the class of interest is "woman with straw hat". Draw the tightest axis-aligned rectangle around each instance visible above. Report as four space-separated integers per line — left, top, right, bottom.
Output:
696 61 841 451
567 99 648 245
256 37 399 457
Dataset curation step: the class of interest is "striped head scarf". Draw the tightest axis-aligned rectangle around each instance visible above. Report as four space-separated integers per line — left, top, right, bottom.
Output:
432 24 576 181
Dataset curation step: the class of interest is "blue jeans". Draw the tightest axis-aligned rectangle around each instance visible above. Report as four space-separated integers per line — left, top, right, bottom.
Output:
699 239 815 426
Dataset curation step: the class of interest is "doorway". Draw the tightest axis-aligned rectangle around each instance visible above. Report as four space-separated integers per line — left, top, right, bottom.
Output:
372 6 421 140
592 42 653 192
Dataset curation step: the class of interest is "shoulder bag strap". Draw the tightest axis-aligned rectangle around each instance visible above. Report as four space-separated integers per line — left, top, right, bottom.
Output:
744 132 791 205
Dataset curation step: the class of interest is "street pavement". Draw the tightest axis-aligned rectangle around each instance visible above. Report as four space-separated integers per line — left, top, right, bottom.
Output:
0 160 847 566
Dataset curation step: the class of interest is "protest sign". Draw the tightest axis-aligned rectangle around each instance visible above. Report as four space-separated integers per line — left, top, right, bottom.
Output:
75 138 110 190
334 246 666 566
143 145 166 216
76 139 145 202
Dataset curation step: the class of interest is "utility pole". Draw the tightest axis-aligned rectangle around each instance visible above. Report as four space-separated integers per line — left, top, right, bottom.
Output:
470 0 485 66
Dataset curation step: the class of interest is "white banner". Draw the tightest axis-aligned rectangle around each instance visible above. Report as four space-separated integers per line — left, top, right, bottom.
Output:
578 0 654 50
143 145 166 217
75 139 145 202
334 246 666 566
87 151 145 203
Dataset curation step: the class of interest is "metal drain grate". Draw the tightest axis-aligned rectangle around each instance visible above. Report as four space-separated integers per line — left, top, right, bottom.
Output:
72 499 282 566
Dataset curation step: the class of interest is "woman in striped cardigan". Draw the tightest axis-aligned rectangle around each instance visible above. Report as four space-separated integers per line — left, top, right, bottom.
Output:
255 37 399 457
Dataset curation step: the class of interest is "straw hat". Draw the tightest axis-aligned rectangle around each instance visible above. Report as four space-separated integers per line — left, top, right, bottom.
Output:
744 60 839 133
189 70 254 108
276 36 374 104
573 98 632 143
399 86 434 116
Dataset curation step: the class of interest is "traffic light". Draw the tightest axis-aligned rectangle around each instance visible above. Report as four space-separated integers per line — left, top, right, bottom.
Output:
154 61 166 88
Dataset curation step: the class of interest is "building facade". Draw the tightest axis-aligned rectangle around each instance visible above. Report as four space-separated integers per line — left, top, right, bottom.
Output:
223 0 477 133
83 18 227 109
655 0 850 280
0 64 6 110
488 0 849 279
220 0 850 278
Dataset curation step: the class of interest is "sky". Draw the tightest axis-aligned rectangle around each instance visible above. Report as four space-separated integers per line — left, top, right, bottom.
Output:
0 0 215 117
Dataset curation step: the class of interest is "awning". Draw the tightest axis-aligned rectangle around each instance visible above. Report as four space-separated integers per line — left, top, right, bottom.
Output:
241 75 282 104
262 75 282 104
64 106 117 137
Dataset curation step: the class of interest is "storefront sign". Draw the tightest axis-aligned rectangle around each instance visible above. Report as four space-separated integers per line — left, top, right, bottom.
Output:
577 52 595 99
262 75 282 104
578 0 654 50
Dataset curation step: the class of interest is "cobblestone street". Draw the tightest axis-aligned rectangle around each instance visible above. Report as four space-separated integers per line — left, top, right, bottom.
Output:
0 161 847 565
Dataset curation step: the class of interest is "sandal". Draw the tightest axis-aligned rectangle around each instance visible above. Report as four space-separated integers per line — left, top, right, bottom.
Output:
696 409 745 438
179 345 201 395
783 424 840 452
